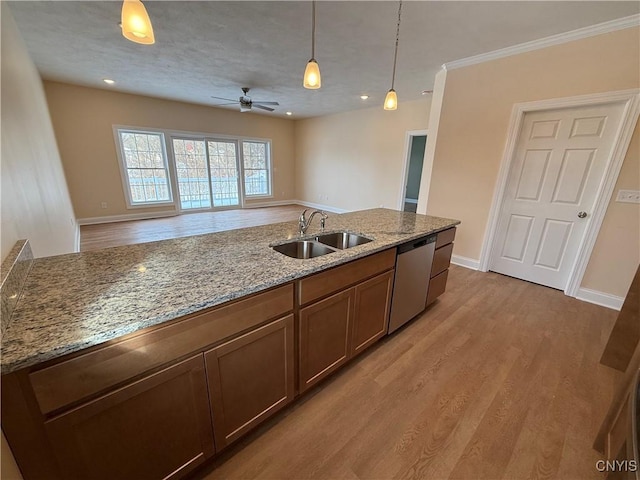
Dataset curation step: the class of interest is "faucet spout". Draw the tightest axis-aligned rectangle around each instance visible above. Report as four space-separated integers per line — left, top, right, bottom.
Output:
298 209 328 235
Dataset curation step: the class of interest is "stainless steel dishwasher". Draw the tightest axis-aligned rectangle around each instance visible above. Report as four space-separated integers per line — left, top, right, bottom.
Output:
388 234 437 334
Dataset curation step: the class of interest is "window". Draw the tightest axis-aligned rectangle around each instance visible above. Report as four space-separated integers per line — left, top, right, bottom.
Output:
114 126 273 211
116 129 172 206
242 141 271 197
172 138 211 210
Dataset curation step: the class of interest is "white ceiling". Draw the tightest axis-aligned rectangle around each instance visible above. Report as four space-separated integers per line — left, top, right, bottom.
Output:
8 1 640 119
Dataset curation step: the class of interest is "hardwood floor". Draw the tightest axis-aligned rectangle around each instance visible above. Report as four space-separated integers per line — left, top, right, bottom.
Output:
192 265 620 480
79 205 305 251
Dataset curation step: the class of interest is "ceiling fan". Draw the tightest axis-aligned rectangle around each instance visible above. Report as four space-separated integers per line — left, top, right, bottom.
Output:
211 87 279 113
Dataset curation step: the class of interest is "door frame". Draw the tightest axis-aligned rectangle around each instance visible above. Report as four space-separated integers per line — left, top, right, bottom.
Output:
479 89 640 297
397 129 428 211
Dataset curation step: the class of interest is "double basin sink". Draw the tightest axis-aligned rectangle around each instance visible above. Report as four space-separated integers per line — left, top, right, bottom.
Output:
272 231 373 259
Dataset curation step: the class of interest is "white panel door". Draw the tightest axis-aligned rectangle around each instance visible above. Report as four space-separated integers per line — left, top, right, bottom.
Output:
490 102 626 289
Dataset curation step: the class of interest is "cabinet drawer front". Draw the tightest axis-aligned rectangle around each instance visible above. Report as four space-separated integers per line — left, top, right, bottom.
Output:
206 315 295 450
431 243 454 278
30 284 293 415
298 249 395 306
435 227 456 249
44 355 214 480
426 269 449 306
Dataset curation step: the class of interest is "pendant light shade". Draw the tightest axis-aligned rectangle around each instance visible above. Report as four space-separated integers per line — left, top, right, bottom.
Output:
303 59 321 89
303 1 321 89
384 89 398 111
384 1 403 110
121 0 155 45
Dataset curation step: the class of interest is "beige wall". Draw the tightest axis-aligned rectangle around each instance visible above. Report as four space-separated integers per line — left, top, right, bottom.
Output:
1 5 77 261
294 99 430 212
426 26 640 298
44 82 296 220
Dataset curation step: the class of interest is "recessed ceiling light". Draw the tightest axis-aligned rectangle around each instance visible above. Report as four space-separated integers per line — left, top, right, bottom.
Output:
360 95 369 100
286 111 293 116
103 79 115 85
421 90 433 95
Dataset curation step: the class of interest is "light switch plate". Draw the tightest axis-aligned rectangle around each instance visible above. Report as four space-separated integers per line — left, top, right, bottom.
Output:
616 189 640 204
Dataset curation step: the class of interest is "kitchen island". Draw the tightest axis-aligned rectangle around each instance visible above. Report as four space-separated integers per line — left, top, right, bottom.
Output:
1 208 459 480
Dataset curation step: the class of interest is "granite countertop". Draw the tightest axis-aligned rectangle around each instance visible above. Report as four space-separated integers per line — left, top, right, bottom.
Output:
1 208 459 374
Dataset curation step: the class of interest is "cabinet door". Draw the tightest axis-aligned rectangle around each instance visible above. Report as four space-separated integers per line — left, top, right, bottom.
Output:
45 355 215 480
205 315 295 450
299 289 353 393
351 270 394 356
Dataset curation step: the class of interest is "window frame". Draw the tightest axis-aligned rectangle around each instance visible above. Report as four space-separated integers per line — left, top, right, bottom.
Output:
240 140 272 198
113 126 175 209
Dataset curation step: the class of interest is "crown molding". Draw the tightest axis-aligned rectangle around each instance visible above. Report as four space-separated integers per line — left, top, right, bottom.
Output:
444 14 640 70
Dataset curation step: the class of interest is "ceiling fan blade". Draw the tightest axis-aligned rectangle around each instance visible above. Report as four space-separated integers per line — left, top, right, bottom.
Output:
212 102 240 106
253 104 275 112
210 96 238 102
251 101 279 106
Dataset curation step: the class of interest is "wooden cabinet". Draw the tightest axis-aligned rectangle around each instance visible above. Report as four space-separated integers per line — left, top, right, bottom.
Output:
44 355 215 480
299 290 353 393
351 271 394 356
2 247 405 479
205 315 295 450
4 284 294 480
298 251 396 393
426 227 456 306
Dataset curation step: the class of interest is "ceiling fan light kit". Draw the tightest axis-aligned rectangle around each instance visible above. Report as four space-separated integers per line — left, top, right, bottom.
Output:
121 0 155 45
211 87 280 113
303 1 322 89
384 0 403 111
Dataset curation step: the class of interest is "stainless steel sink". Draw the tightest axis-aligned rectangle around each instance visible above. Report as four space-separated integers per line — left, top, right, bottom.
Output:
315 232 373 250
272 240 335 259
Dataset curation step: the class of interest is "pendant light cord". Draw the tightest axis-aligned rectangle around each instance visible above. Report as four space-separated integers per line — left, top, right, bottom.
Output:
390 0 403 89
311 0 316 60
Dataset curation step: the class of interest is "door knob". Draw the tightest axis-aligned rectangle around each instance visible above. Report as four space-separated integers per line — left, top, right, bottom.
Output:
578 211 588 218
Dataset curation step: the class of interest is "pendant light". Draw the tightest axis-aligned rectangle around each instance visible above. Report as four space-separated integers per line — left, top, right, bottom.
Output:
384 1 403 110
121 0 155 45
303 0 321 89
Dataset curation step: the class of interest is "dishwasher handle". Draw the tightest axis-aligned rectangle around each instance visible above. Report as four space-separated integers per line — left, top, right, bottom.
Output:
397 234 437 254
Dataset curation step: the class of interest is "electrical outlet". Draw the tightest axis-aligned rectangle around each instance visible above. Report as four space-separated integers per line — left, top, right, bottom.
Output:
101 202 108 209
616 190 640 204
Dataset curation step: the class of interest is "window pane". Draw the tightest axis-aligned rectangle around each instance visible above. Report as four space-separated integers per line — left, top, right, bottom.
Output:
242 141 270 196
172 138 211 210
208 141 239 207
118 130 172 205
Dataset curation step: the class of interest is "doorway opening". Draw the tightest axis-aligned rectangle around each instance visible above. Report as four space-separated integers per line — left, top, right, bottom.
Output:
401 132 427 213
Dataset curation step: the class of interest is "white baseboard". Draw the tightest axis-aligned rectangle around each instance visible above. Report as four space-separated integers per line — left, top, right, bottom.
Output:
78 211 177 226
293 200 350 214
74 223 81 252
451 254 480 270
575 287 624 311
243 200 297 209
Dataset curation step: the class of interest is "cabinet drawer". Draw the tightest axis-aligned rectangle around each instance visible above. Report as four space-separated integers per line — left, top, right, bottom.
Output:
298 249 396 306
426 269 449 306
435 227 456 249
30 284 293 415
431 243 453 278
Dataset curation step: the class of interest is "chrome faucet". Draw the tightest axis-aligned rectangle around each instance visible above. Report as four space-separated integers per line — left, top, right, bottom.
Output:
298 209 328 236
